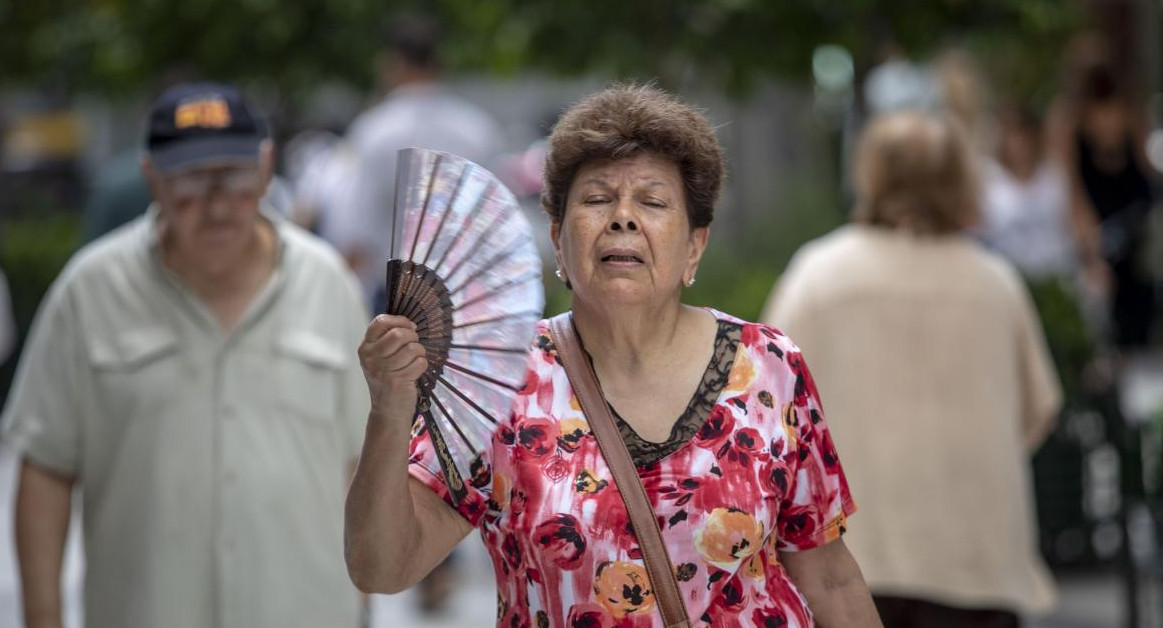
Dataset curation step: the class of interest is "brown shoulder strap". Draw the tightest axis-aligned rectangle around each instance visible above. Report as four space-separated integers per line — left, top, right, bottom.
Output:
548 313 691 628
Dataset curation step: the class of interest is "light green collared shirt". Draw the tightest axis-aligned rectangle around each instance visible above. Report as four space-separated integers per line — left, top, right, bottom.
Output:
2 208 370 628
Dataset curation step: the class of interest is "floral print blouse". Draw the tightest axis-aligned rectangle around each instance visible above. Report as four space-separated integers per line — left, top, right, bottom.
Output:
408 309 856 627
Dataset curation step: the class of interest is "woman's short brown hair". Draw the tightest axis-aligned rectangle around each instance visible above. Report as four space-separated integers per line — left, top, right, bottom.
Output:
853 111 979 235
540 84 725 228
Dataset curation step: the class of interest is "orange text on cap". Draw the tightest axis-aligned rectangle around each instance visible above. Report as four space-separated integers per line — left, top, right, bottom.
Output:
175 98 232 130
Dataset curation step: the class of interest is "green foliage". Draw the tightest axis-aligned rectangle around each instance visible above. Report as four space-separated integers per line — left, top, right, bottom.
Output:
1026 279 1096 406
1 0 1083 101
683 251 781 322
439 0 1084 97
543 275 570 318
0 212 82 403
684 172 846 321
0 0 385 97
1 213 80 329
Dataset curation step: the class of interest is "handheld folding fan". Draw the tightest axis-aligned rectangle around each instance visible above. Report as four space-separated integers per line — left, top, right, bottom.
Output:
386 148 544 505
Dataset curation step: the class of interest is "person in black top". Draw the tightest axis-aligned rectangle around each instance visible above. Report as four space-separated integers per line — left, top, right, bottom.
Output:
1069 62 1157 348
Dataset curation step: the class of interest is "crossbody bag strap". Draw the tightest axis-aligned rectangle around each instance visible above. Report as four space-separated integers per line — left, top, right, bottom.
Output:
548 313 692 628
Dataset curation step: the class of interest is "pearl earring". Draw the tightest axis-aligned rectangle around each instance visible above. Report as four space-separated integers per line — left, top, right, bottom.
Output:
555 268 566 282
686 276 696 287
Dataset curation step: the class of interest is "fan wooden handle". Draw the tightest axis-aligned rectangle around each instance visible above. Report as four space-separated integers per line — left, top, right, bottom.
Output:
418 407 468 506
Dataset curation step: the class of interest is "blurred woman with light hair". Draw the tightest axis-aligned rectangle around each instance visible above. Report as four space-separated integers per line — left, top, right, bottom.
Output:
762 111 1062 628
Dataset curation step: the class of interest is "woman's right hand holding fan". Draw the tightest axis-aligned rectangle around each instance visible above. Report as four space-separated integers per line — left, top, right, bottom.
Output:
347 312 470 595
358 314 429 422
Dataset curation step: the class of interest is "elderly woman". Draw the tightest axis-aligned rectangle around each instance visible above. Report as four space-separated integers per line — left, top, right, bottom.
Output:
346 85 880 627
762 111 1062 628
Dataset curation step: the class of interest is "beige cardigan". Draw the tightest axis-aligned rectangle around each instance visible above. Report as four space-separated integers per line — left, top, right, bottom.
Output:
762 224 1061 614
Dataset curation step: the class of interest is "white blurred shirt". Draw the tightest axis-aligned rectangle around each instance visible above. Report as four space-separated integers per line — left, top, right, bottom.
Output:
979 159 1076 280
336 82 504 306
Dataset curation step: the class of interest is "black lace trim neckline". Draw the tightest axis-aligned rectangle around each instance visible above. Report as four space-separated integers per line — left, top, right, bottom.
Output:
610 319 742 467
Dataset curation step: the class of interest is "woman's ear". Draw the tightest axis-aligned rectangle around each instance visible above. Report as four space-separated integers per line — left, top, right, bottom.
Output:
550 220 562 250
688 225 710 270
549 220 572 290
550 220 566 265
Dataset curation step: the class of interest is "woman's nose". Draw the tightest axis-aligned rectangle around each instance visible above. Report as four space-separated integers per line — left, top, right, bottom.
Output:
608 199 638 232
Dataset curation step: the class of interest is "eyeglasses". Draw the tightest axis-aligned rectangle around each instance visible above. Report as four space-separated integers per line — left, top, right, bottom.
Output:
165 168 262 206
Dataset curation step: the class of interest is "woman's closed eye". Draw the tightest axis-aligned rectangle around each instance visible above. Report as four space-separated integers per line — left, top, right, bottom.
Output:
583 195 612 205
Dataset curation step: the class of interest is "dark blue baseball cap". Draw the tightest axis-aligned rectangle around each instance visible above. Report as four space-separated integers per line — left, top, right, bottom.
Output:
146 82 268 174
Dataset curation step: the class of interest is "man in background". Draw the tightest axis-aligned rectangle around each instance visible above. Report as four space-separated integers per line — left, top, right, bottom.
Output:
3 82 370 628
335 12 504 313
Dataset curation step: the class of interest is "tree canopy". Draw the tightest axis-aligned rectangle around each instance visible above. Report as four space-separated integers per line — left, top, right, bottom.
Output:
0 0 1084 100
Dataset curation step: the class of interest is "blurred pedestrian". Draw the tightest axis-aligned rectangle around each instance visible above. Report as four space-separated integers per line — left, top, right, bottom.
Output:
762 111 1062 628
284 129 358 238
979 105 1076 280
335 11 504 313
2 82 370 628
1052 58 1157 350
337 14 504 610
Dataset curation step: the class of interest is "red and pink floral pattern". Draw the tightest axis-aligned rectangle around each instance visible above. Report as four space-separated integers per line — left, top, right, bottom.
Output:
409 309 856 627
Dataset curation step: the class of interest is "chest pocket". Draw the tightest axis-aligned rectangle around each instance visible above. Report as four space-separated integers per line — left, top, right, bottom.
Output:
88 327 182 423
274 330 346 424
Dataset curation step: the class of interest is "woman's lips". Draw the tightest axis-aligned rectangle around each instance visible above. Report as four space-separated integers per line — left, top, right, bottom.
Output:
600 256 644 270
600 249 644 265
